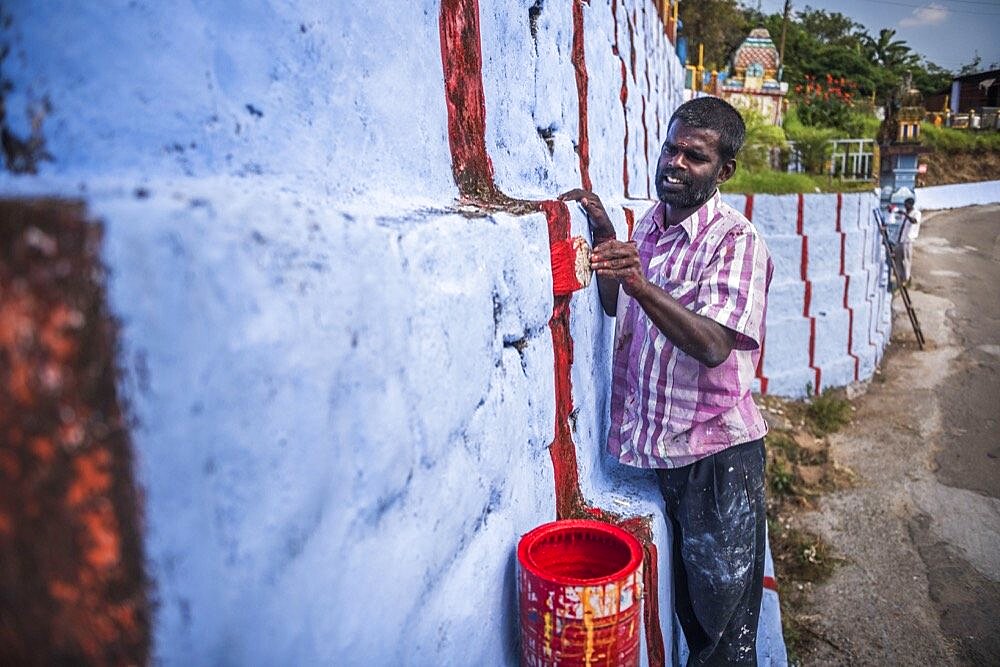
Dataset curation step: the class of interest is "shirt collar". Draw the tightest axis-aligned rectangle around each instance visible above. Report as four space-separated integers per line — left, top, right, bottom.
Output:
654 189 721 238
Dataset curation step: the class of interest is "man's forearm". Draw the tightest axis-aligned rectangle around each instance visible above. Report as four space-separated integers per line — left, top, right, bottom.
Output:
596 275 619 316
592 225 619 316
631 280 735 367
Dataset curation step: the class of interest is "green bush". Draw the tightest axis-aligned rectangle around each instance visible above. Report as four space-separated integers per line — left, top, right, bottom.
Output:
921 123 1000 153
737 105 788 171
786 103 879 140
840 111 881 139
788 126 839 174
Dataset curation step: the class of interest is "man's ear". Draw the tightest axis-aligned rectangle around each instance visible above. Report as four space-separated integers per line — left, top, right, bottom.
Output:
716 159 737 184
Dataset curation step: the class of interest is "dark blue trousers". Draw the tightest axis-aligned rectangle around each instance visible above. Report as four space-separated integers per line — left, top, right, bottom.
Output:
656 439 767 666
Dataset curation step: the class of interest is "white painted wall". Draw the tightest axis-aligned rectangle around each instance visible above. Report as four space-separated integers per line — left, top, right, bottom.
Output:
916 179 1000 210
0 1 911 663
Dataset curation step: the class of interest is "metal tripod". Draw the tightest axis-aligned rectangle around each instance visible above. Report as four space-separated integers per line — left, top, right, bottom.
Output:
873 207 925 349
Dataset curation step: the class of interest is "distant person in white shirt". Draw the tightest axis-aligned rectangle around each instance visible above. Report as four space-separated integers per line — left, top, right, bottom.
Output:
896 197 921 285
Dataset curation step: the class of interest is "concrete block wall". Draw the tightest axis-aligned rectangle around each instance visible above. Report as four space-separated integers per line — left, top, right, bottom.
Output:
720 192 891 398
0 0 911 663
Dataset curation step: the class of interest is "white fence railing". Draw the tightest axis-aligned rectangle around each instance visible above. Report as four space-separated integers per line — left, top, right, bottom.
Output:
783 138 875 180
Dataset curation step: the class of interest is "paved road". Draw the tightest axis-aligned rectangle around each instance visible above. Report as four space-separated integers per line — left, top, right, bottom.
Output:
796 204 1000 666
919 205 1000 499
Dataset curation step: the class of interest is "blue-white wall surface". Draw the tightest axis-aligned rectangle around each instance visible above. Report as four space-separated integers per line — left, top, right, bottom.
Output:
0 1 902 663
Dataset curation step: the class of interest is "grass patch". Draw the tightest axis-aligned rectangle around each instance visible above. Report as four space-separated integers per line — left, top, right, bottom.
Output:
806 389 852 435
768 456 795 496
768 516 842 665
758 391 858 662
768 518 838 583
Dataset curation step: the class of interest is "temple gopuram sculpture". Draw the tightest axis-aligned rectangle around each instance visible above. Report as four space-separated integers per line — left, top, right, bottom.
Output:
717 28 789 125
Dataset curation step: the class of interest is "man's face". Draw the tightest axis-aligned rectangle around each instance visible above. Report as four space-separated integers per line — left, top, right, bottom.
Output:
655 121 734 209
905 200 914 212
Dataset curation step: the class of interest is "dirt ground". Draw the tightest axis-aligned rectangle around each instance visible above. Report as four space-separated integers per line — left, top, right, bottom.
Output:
789 204 1000 665
922 151 1000 187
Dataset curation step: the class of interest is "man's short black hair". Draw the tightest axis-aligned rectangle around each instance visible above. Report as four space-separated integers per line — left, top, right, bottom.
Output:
904 197 915 206
668 97 747 164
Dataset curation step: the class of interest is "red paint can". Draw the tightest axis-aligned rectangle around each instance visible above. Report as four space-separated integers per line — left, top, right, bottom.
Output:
518 520 644 666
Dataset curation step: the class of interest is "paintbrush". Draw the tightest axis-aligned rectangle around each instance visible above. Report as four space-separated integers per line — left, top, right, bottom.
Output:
549 235 593 295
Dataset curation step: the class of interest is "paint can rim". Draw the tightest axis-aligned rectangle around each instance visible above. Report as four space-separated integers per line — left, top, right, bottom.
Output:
517 519 643 587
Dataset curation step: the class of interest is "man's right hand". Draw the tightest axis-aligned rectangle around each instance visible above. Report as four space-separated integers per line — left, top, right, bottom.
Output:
558 189 616 243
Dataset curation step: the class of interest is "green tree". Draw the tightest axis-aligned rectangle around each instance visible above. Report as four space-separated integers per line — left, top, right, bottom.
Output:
911 60 952 96
798 8 864 47
861 29 922 99
864 29 918 71
678 0 751 70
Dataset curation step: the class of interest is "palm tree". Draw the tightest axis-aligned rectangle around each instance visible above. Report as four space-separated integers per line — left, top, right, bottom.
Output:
865 29 918 71
864 29 919 99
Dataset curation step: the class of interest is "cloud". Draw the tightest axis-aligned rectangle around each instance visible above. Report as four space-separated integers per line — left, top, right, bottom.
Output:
899 3 949 28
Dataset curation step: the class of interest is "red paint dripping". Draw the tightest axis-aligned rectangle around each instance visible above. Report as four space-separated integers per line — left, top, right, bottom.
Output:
638 542 666 666
438 0 499 201
540 201 585 518
623 206 636 241
763 575 778 592
571 0 592 192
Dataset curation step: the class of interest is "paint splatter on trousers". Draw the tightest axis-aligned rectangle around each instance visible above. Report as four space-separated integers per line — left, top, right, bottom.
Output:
656 438 766 666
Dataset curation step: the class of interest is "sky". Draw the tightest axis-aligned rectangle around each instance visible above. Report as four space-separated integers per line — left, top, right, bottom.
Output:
757 0 1000 73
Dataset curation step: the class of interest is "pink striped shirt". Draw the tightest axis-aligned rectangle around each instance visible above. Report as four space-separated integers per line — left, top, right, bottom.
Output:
608 191 773 469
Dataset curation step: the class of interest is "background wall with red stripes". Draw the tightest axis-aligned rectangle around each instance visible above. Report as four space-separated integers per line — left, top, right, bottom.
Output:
720 192 893 397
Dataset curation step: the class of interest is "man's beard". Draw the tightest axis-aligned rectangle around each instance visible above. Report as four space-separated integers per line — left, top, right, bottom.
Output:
656 168 720 209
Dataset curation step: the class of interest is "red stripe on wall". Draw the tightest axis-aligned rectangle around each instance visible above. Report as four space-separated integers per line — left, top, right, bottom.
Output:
835 194 861 381
858 201 881 361
620 60 630 197
797 194 821 394
643 66 652 199
539 201 584 519
438 0 498 201
744 195 770 394
612 0 630 198
441 11 666 663
571 0 592 191
641 97 650 199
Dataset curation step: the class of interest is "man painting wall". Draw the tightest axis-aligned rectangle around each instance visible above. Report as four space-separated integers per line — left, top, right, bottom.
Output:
561 97 773 665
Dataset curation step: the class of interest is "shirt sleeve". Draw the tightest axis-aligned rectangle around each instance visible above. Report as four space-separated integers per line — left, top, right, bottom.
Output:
692 228 772 351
